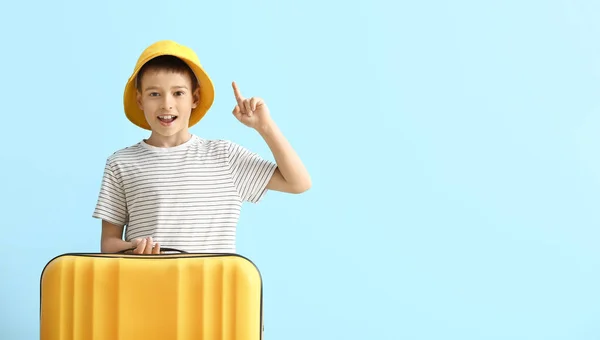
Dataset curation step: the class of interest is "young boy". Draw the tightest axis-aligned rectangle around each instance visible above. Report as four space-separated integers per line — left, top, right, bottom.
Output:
92 40 311 254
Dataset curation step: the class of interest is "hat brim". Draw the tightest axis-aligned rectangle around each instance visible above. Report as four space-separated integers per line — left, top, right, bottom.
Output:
123 53 215 131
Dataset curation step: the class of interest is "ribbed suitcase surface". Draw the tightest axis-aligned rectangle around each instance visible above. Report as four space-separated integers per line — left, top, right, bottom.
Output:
40 253 263 340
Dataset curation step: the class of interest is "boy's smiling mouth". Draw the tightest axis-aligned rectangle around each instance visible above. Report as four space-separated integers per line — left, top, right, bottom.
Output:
158 115 178 125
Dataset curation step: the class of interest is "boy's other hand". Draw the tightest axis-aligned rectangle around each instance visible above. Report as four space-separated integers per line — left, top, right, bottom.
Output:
232 81 273 133
130 237 161 254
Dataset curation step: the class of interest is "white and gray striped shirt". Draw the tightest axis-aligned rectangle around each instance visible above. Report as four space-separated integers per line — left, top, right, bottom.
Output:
92 135 277 253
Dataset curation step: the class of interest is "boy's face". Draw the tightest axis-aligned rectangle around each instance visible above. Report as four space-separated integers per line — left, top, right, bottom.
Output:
136 69 199 137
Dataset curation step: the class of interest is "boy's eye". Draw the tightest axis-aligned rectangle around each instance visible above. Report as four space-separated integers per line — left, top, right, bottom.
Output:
175 91 185 96
149 92 159 97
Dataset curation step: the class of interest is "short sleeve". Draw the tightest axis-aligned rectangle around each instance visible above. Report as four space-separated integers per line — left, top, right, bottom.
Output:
226 141 277 203
92 159 129 226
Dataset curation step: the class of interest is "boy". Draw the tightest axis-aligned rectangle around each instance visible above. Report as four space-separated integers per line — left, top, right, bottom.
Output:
92 40 311 254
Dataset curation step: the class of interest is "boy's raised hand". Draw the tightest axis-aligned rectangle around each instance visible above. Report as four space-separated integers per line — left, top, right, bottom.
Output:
231 81 273 132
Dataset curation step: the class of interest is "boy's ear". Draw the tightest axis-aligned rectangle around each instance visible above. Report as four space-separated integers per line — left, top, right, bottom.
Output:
136 91 143 110
192 88 200 109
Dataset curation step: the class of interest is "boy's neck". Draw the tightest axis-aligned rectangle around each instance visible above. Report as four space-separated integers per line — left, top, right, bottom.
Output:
144 131 193 148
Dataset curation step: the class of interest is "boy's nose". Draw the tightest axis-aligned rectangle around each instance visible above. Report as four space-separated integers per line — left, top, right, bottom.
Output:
161 95 174 110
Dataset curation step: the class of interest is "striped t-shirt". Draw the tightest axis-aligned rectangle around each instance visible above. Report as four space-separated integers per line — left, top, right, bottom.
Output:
92 134 277 253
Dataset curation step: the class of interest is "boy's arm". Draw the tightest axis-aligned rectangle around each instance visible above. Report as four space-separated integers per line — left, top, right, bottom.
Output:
94 159 161 254
101 220 160 254
257 118 311 194
231 81 311 194
100 220 132 253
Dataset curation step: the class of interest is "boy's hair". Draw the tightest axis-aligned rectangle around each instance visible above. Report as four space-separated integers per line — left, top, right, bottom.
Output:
135 55 199 92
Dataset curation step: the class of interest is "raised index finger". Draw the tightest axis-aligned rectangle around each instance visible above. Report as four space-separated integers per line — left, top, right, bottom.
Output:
232 81 244 103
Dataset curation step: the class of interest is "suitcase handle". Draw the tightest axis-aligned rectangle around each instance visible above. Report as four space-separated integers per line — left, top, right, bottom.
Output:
116 247 188 254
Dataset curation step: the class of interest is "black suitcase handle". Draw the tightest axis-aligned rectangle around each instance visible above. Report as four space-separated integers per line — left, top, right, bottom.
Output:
116 247 188 254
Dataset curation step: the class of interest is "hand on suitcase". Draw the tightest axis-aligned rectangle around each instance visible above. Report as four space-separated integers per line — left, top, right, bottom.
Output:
131 237 161 254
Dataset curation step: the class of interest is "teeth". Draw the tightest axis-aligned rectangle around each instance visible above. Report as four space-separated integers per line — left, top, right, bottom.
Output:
158 115 176 119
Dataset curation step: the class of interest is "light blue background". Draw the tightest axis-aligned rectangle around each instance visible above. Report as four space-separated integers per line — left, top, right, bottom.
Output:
1 0 599 339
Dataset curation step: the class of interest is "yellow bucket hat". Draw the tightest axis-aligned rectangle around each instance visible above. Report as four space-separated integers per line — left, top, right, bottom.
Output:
123 40 215 130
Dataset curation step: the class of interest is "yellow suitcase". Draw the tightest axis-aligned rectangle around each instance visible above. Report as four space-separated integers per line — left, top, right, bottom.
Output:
40 249 263 340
